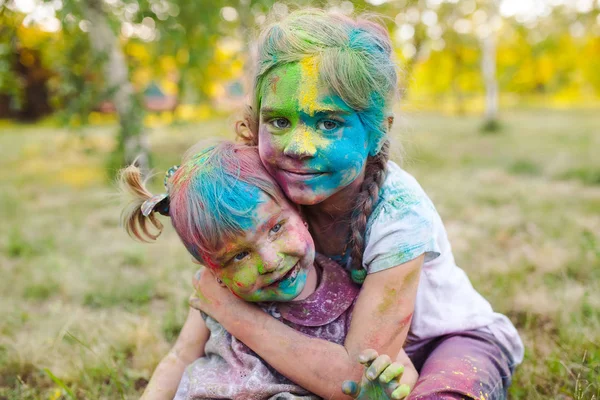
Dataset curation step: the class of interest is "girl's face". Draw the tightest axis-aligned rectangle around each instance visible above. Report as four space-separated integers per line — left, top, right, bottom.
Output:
210 188 315 302
258 58 373 205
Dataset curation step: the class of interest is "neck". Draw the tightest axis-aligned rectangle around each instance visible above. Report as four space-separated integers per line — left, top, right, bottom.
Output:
293 262 318 301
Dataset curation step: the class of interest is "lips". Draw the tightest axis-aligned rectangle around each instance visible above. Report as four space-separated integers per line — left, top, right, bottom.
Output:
283 168 322 174
280 169 325 180
277 264 300 289
266 262 300 288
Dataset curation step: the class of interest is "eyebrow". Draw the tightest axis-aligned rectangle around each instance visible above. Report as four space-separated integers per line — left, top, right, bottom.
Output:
260 107 352 116
260 107 289 115
215 244 242 264
257 210 283 235
214 208 283 263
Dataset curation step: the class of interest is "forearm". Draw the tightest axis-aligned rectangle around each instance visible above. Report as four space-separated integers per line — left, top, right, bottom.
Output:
141 308 209 400
224 305 362 400
192 258 421 399
223 303 411 400
141 350 188 400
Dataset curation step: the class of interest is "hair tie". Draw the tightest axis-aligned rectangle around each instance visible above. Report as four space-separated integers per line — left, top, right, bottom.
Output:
141 165 179 217
350 269 367 285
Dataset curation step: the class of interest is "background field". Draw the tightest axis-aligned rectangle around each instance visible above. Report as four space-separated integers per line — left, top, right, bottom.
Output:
1 109 598 399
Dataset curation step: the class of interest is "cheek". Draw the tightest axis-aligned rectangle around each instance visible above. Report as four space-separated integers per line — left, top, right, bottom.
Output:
224 267 257 291
287 224 314 253
322 142 367 173
258 128 281 163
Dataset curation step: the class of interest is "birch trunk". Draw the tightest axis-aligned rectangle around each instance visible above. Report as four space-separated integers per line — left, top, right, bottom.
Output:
482 33 498 120
481 24 499 130
83 0 149 173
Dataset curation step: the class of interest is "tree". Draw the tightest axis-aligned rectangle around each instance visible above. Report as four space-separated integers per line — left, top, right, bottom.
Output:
0 8 54 120
478 0 500 131
60 0 149 174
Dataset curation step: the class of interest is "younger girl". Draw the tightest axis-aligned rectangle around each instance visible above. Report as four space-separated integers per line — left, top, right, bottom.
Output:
189 8 524 400
120 141 416 399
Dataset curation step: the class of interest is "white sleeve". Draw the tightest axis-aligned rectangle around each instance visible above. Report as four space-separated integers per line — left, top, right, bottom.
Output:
363 194 441 274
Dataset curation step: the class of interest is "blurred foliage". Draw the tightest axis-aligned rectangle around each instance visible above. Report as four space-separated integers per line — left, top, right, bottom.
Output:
0 0 598 123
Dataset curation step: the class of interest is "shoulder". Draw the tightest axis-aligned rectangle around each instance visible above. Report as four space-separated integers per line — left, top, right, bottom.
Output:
377 161 435 213
367 161 438 237
363 161 441 273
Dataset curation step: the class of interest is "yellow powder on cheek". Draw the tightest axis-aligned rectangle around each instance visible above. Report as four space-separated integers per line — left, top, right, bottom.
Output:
298 57 320 116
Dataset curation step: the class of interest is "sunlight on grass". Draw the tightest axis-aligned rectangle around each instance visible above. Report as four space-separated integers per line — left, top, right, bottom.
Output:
1 110 598 399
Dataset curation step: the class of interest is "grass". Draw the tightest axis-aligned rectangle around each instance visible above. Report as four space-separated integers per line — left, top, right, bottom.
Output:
1 109 599 399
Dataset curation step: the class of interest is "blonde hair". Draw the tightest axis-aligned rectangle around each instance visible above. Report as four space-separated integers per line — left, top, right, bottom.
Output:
237 8 397 282
119 165 164 242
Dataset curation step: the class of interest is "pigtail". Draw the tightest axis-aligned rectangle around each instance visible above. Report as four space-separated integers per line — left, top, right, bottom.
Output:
348 139 390 284
118 165 165 242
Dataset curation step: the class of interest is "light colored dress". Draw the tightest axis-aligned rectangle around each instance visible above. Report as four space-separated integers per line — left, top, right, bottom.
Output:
174 255 359 400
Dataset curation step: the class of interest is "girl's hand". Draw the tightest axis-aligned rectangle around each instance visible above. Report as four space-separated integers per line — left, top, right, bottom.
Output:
341 349 412 400
188 267 246 318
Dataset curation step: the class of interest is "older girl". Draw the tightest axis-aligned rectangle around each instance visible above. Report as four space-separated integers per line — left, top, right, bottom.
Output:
189 9 524 400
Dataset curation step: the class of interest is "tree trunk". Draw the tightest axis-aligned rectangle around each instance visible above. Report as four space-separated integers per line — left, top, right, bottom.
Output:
452 48 466 116
482 33 498 119
481 17 499 131
83 0 150 173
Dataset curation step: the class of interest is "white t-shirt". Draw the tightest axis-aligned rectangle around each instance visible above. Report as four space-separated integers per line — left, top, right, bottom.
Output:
362 161 524 365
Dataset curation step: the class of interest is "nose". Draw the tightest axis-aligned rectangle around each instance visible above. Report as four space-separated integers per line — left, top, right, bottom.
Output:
257 244 282 274
283 126 317 160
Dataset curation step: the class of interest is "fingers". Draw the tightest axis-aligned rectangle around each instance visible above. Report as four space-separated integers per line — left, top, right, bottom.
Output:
192 268 204 289
189 285 213 310
358 349 379 365
341 380 360 398
391 384 411 399
379 362 405 384
188 292 202 310
366 354 392 381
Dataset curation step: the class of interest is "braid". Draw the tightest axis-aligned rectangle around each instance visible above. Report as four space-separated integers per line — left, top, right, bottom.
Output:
348 140 390 284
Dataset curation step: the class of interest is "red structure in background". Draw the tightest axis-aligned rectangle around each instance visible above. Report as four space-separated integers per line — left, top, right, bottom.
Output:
96 81 178 113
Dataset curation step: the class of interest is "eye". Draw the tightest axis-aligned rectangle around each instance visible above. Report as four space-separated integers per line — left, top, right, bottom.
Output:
233 251 249 261
317 120 339 131
270 222 283 234
271 118 291 129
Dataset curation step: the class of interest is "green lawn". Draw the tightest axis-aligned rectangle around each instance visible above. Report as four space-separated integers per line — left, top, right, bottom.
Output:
1 109 599 399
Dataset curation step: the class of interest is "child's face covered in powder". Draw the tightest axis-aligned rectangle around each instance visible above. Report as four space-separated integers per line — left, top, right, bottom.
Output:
211 189 315 302
258 58 373 205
